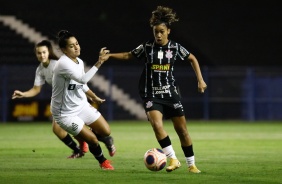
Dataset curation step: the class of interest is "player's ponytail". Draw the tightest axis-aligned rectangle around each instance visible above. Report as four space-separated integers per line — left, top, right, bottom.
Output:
57 30 74 48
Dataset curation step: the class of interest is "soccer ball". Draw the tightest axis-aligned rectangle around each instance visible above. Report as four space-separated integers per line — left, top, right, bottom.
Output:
144 148 167 171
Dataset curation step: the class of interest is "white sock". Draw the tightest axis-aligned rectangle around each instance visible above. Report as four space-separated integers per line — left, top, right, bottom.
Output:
185 156 195 166
162 145 177 159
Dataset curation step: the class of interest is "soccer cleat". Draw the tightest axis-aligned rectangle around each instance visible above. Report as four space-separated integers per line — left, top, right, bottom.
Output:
188 165 201 173
108 144 116 157
67 151 84 159
98 136 116 157
79 141 89 153
100 160 114 170
166 158 181 172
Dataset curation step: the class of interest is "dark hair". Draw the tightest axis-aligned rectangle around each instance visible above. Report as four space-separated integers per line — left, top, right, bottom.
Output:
35 40 59 60
57 30 74 49
149 6 179 28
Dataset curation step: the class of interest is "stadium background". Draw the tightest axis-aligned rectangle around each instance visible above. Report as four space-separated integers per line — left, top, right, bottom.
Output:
1 0 281 122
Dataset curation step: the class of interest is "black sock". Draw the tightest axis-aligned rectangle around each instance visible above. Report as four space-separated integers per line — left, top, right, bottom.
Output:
181 145 194 157
61 134 80 153
89 143 106 164
158 136 171 148
95 133 106 143
95 133 112 147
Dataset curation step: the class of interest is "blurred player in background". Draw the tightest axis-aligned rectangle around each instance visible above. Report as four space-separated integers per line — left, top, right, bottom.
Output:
12 40 115 159
51 30 114 170
102 6 207 173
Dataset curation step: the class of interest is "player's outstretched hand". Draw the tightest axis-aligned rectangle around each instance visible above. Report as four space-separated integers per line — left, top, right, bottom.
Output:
98 47 110 64
99 47 110 56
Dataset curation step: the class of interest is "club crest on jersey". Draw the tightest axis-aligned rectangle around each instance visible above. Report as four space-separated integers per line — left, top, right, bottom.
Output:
165 50 173 59
146 101 153 108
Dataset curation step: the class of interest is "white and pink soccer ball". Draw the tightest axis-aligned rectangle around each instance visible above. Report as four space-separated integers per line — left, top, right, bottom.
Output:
144 148 167 171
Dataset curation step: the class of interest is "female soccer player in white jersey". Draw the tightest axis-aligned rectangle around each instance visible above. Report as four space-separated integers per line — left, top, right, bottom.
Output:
12 40 115 159
102 6 207 173
51 30 114 170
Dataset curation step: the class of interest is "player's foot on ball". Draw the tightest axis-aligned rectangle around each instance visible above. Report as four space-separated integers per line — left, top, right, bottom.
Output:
67 151 84 159
166 158 181 172
188 165 201 173
100 160 114 170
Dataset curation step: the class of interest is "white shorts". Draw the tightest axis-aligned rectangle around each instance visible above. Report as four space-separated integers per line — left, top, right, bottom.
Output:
53 104 101 136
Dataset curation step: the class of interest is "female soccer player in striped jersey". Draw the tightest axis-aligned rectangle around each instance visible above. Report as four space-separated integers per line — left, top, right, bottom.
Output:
102 6 207 173
51 30 114 170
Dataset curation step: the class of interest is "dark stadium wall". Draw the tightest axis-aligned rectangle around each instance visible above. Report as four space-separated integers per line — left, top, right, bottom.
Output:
1 0 281 67
1 0 282 122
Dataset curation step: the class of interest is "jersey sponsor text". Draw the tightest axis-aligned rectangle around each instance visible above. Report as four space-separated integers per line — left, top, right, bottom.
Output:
151 64 170 71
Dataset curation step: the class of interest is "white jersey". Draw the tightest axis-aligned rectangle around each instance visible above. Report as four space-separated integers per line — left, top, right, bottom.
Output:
51 54 97 117
34 59 57 86
33 59 89 93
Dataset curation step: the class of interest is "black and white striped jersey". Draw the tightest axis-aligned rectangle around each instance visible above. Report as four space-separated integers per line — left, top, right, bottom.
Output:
131 40 190 99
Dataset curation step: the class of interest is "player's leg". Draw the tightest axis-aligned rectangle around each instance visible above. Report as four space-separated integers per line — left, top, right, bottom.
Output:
171 116 201 173
79 104 116 157
146 110 181 172
78 105 115 169
55 115 113 170
76 125 114 170
90 115 116 157
73 135 89 154
52 119 83 158
88 103 115 155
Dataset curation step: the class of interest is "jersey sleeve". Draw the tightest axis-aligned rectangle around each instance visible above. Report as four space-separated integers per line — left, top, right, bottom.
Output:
177 44 190 61
34 66 45 86
131 43 145 59
58 59 98 84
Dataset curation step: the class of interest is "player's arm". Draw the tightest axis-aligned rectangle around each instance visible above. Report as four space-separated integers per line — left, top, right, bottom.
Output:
188 53 207 93
12 85 42 99
103 52 133 61
67 47 109 85
85 89 105 104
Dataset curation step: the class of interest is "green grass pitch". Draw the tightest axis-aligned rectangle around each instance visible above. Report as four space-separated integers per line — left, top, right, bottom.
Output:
0 120 281 184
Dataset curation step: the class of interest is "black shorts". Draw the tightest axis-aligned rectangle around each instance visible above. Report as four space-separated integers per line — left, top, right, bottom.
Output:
142 92 185 119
